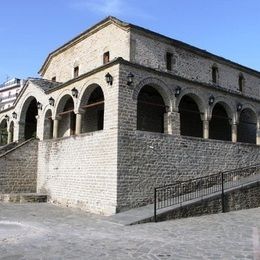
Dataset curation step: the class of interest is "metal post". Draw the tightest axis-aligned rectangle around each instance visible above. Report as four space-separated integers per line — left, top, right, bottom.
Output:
154 188 157 222
221 172 225 213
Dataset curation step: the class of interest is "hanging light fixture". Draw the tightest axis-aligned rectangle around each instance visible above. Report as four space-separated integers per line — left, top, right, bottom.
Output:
175 86 182 97
105 73 113 85
127 72 134 85
237 103 243 112
49 97 55 106
37 101 43 110
12 111 17 119
208 95 215 106
71 87 78 98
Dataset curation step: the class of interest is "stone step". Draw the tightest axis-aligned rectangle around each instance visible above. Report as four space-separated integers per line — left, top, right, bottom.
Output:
0 193 47 203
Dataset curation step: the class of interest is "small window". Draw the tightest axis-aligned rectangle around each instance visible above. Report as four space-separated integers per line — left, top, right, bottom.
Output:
166 52 173 71
103 51 110 64
51 76 56 82
239 74 244 92
8 91 11 97
212 66 218 84
74 66 79 78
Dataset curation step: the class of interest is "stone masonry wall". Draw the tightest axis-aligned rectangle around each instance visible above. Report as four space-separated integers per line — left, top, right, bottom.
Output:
117 63 260 211
43 23 130 82
0 139 38 193
117 132 260 211
131 31 260 98
37 130 118 215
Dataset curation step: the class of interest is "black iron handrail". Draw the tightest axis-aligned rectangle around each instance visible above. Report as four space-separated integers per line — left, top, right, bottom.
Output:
154 164 260 222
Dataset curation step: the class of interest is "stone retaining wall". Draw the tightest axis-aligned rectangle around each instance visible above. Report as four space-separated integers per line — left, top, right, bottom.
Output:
0 139 38 193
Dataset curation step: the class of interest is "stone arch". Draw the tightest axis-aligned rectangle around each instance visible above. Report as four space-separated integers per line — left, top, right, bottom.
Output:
54 92 75 116
209 97 234 121
133 77 172 110
178 94 203 138
209 101 232 141
19 96 38 140
0 118 8 145
79 84 105 133
176 89 205 116
43 109 53 140
237 107 257 144
55 94 76 138
137 85 166 133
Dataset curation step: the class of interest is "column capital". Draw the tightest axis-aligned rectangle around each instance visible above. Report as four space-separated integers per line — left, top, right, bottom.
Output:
74 108 85 115
52 116 61 121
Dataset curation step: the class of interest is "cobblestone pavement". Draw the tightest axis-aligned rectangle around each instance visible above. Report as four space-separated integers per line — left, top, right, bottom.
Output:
0 203 259 260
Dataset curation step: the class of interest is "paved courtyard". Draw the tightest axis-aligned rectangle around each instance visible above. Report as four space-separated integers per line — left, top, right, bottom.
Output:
0 203 259 260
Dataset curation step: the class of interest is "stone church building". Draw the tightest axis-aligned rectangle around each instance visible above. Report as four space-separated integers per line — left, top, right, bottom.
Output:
1 17 260 215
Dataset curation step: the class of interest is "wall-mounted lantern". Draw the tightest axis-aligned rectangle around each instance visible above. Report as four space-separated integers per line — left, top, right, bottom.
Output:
49 97 55 106
105 73 113 85
237 103 243 112
127 72 134 86
12 111 17 119
175 86 182 97
37 101 43 110
208 95 215 106
71 87 78 98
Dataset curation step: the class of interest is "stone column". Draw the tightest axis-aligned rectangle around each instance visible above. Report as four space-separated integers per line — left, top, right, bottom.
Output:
203 120 209 139
75 113 82 135
257 129 260 146
7 130 11 144
17 120 25 141
53 117 60 139
232 123 237 143
164 111 180 135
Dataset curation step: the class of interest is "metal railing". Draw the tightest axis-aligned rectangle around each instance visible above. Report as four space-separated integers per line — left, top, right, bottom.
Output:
154 164 260 222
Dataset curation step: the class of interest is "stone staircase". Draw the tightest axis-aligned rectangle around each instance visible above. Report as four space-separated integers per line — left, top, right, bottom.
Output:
0 138 47 204
0 193 47 203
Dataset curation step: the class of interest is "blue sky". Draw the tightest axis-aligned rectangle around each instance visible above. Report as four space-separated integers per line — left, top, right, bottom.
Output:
0 0 259 83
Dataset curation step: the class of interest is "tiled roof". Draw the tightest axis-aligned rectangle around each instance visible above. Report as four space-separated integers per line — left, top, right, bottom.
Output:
28 78 62 92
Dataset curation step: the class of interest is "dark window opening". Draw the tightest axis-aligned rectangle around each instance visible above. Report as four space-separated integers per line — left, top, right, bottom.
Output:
25 98 38 140
51 76 56 82
137 85 165 133
81 86 105 133
209 104 231 141
239 74 244 92
237 109 256 144
0 120 8 145
179 96 203 137
74 66 79 78
58 96 75 137
166 52 173 71
212 66 218 84
103 51 110 64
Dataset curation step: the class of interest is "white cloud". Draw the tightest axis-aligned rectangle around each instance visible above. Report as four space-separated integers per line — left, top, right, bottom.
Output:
71 0 123 15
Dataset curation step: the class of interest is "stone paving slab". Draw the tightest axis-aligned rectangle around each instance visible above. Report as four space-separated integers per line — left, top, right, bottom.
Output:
0 203 259 259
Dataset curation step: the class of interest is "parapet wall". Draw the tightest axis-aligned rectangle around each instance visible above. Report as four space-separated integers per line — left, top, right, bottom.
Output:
0 139 38 193
37 130 118 215
117 131 260 211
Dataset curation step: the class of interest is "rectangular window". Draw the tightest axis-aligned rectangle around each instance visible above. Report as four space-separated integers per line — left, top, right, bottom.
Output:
103 52 110 64
74 66 79 78
212 67 218 83
166 52 173 71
